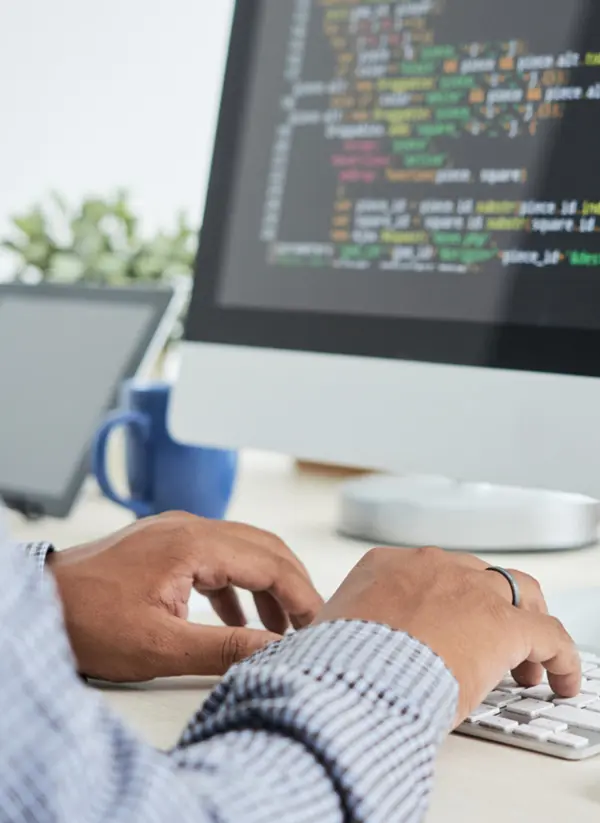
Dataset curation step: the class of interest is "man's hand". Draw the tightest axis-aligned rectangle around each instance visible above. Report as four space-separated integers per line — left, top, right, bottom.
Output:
48 512 323 682
315 546 581 725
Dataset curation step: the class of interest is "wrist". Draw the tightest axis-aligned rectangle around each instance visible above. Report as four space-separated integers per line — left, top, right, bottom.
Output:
46 550 69 570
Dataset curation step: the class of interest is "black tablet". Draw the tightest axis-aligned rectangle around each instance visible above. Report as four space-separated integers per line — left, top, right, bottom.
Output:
0 283 178 518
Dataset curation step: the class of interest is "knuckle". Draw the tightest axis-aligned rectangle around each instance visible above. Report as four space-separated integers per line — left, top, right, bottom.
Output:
363 546 390 566
417 545 445 562
221 629 250 669
521 571 543 594
142 622 167 654
275 555 301 583
234 522 285 550
160 513 203 546
262 529 288 552
168 510 200 525
530 575 543 593
514 571 546 612
267 535 297 565
549 615 569 637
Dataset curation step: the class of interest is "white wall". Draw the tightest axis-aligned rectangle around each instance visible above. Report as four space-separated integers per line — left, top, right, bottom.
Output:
0 0 234 276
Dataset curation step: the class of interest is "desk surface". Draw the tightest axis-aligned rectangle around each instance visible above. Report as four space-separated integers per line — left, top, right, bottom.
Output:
10 452 600 822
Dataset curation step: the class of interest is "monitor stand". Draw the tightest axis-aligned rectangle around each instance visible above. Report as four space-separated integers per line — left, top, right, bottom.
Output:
339 475 599 553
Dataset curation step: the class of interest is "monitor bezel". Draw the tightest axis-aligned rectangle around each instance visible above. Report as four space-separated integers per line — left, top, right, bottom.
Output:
185 0 600 380
0 283 176 519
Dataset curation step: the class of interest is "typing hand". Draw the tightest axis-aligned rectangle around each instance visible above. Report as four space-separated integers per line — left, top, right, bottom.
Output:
315 547 581 725
48 512 323 682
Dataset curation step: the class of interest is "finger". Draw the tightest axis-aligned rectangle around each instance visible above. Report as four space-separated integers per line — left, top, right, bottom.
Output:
512 660 544 688
193 534 324 629
507 569 548 614
218 521 313 582
516 612 581 698
469 564 548 615
162 513 313 588
507 570 548 686
157 620 282 677
451 554 550 686
205 587 247 627
253 590 290 635
483 571 547 687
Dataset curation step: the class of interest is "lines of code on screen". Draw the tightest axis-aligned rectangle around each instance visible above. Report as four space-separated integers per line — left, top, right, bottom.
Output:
258 0 600 277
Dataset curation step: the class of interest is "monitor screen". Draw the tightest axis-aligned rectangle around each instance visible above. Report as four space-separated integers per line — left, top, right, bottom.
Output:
187 0 600 374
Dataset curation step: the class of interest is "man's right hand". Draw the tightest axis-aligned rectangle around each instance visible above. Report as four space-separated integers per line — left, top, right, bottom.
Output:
49 513 323 682
315 546 581 725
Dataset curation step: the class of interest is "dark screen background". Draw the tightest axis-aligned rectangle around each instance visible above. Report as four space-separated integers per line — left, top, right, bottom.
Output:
215 0 600 330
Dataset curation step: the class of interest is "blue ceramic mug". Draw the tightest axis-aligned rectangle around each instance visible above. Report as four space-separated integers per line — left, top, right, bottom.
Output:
92 381 238 519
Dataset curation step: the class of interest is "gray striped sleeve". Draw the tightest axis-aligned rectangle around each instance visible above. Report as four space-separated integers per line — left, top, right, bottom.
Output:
17 540 54 574
0 541 457 823
177 621 457 822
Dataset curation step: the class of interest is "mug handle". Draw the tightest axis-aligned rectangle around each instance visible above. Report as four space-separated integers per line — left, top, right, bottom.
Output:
92 411 153 518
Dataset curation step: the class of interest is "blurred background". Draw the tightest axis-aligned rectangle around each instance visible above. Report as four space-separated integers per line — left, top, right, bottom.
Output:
0 0 233 285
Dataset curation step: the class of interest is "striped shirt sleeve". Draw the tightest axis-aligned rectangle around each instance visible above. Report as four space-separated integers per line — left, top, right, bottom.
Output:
19 540 54 573
0 541 457 823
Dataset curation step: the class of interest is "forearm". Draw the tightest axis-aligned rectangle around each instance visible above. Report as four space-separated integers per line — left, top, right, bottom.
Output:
2 544 457 823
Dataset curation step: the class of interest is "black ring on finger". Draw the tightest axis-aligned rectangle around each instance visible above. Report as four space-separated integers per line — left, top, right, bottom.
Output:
486 566 521 608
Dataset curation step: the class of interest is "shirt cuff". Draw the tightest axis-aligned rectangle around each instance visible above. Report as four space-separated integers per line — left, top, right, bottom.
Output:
242 620 458 728
18 542 55 576
182 620 458 822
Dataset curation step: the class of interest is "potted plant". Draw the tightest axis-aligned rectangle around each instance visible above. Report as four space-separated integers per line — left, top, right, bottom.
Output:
1 190 196 344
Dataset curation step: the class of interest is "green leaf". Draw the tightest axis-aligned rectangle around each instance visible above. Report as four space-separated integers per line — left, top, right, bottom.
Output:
13 210 46 239
94 252 128 279
81 198 111 222
113 191 138 241
48 252 85 282
23 240 53 267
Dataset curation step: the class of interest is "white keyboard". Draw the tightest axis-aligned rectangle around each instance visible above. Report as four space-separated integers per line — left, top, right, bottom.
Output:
456 649 600 760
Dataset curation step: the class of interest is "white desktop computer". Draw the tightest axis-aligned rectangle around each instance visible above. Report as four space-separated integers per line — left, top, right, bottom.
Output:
170 0 600 552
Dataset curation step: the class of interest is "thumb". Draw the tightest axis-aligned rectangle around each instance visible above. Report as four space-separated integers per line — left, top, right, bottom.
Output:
158 620 282 677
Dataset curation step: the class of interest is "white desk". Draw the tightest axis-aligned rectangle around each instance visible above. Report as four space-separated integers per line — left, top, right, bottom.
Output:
10 451 600 821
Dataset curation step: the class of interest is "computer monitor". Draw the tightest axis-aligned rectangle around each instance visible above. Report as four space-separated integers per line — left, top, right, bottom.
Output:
171 0 600 508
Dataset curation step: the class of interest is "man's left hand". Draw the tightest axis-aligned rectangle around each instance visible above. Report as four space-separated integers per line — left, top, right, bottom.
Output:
48 512 323 682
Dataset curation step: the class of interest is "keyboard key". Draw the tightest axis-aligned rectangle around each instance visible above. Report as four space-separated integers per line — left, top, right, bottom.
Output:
553 694 596 709
466 705 500 723
510 699 553 718
479 716 518 733
514 724 552 742
582 663 598 675
580 680 600 696
522 685 554 701
482 691 522 709
548 732 589 750
496 677 525 695
530 718 568 733
585 668 600 681
584 701 600 714
541 705 600 732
